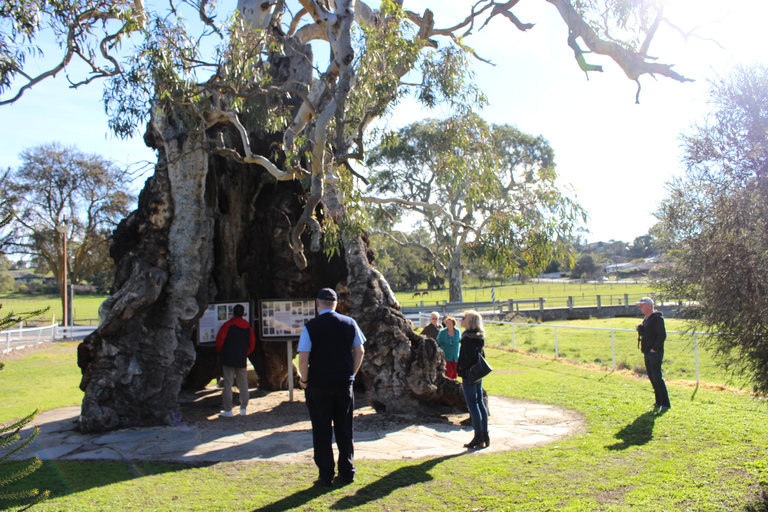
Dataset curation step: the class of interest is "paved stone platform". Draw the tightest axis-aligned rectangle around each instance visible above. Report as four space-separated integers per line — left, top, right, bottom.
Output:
19 395 585 464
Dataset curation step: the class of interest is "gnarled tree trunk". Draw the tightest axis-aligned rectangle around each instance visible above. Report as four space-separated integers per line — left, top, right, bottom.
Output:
76 37 463 432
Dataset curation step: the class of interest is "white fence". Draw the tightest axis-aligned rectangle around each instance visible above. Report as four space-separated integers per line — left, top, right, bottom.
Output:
496 321 708 385
1 323 97 354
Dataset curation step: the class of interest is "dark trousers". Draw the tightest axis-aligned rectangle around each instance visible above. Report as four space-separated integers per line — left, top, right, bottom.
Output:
644 351 670 408
305 382 355 481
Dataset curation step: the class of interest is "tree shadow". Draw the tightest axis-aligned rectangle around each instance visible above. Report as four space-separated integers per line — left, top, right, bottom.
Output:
605 411 658 451
330 454 462 510
743 481 768 512
250 454 462 512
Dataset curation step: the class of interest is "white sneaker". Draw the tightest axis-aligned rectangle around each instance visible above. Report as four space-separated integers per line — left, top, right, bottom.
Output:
240 408 247 416
220 410 234 417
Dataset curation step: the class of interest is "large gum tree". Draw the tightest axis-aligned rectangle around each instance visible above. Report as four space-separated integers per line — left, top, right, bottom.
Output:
2 0 695 431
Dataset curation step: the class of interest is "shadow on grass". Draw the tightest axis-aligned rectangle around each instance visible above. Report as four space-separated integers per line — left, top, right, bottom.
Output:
743 483 768 512
606 410 659 450
0 459 201 508
251 454 461 512
330 454 462 510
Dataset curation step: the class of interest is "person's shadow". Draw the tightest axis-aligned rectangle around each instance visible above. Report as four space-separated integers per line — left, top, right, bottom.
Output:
606 411 658 451
252 454 461 512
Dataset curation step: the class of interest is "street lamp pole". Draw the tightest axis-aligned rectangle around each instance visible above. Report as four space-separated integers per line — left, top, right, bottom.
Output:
56 221 68 334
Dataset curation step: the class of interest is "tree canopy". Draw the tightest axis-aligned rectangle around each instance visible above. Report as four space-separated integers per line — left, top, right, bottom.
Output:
366 113 584 301
7 143 134 302
0 0 698 271
654 64 768 395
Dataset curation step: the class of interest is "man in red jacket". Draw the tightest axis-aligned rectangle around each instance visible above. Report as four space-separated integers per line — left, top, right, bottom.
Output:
215 304 255 417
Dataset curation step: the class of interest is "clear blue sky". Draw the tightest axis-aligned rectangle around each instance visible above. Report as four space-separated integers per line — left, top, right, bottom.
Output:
1 0 765 244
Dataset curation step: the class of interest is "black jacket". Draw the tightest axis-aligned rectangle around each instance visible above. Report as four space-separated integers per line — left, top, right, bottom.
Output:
457 329 485 379
640 311 666 353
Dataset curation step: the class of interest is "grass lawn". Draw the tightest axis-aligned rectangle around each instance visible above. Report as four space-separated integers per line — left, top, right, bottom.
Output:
485 318 740 391
0 293 108 324
2 338 767 511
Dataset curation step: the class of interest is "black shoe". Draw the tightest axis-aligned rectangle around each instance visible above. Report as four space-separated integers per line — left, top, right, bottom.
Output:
464 435 487 449
483 432 490 447
336 474 354 485
314 478 333 487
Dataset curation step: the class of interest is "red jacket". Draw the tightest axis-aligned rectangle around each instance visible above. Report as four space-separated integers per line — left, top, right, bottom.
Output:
215 317 256 368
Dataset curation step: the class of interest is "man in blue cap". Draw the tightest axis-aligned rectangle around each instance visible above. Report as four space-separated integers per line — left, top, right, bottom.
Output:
298 288 366 487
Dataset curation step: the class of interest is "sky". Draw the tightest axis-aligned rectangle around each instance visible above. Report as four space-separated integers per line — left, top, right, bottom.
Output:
1 0 767 244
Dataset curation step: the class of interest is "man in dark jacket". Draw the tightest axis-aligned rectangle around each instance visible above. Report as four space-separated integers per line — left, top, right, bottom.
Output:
298 288 365 487
420 311 440 340
636 297 670 411
215 304 255 417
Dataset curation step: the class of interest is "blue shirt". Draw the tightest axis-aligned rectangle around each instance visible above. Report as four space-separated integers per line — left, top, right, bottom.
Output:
298 309 366 352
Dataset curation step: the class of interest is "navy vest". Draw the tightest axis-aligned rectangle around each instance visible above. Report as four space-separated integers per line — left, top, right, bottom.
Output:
305 311 358 386
219 325 251 368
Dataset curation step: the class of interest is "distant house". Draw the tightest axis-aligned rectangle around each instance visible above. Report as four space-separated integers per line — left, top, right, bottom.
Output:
10 272 44 284
9 271 57 285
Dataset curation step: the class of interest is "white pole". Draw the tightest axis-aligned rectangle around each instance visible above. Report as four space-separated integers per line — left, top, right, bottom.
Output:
554 327 558 358
512 324 516 350
611 330 616 371
18 320 22 345
694 332 700 385
5 331 9 352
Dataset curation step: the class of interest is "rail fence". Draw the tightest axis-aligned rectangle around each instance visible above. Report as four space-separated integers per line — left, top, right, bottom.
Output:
1 323 97 354
488 321 732 388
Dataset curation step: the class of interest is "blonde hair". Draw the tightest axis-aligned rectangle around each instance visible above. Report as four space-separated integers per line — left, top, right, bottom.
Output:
463 310 484 332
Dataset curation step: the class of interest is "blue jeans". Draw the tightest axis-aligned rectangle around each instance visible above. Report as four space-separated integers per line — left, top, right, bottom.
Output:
462 379 488 436
644 351 670 408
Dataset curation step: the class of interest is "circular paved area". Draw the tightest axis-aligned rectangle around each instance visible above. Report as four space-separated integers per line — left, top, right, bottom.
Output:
22 390 584 464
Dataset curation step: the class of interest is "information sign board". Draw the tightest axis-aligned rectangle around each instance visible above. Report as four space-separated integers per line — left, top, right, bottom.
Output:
198 301 251 345
259 299 316 340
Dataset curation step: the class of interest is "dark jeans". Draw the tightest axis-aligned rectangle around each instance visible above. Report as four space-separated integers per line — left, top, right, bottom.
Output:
462 378 489 436
644 351 670 408
305 383 355 482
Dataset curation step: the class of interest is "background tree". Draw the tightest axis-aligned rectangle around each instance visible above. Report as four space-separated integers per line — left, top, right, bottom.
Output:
7 143 134 318
370 231 433 292
2 0 700 430
0 174 49 510
570 254 597 280
654 64 768 395
366 114 584 302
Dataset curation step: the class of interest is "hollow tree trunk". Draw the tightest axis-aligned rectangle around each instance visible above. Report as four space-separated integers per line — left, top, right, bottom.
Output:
77 35 464 433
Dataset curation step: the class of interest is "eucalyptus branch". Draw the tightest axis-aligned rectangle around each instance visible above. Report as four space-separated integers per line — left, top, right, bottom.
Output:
362 196 476 232
206 110 295 181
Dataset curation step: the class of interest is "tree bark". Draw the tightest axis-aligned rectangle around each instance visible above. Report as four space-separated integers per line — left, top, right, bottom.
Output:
76 33 464 433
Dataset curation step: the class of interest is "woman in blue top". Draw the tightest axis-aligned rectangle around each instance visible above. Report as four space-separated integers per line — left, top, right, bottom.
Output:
436 315 461 379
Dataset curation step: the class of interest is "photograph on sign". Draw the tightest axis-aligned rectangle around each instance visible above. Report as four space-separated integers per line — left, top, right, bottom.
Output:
260 299 315 339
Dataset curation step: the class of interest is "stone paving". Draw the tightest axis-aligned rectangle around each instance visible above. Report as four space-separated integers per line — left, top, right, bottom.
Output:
20 396 585 464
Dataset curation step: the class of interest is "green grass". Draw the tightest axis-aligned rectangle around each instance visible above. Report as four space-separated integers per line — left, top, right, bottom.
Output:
485 317 741 391
0 293 107 324
2 338 767 511
0 343 84 421
397 281 653 308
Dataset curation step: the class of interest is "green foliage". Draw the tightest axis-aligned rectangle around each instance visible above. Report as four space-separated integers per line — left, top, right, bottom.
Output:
655 64 768 396
571 254 598 279
369 232 434 291
7 143 133 295
367 114 585 300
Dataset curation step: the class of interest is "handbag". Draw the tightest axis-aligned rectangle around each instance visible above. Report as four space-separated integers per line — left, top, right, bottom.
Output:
465 351 493 384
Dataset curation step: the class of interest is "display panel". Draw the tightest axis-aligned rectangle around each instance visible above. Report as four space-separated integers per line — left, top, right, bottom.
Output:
198 301 251 345
259 299 316 340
